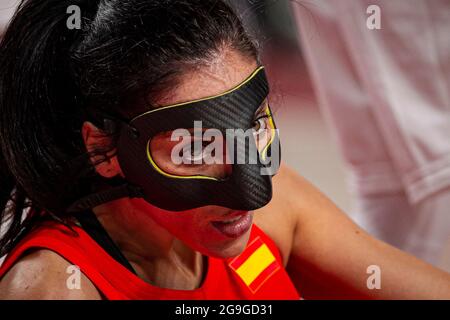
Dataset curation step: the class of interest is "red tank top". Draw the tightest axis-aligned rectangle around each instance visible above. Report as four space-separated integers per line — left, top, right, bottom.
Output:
0 220 300 300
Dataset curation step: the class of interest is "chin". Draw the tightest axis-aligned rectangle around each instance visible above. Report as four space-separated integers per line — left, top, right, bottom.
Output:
202 227 253 259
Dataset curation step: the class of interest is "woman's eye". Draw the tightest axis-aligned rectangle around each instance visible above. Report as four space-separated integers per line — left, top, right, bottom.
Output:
190 144 202 157
253 116 268 134
181 140 210 163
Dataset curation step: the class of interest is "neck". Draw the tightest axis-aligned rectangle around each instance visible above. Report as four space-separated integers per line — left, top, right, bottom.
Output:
91 198 206 290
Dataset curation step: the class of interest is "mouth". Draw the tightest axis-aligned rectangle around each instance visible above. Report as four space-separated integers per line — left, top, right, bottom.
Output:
211 211 253 239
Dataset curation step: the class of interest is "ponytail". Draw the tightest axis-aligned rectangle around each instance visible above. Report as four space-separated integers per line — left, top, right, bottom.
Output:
0 0 100 256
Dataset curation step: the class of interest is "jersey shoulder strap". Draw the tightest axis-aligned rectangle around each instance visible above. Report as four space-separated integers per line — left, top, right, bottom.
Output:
0 220 126 299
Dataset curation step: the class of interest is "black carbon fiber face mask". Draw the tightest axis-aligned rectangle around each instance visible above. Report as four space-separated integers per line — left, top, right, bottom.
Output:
68 66 280 213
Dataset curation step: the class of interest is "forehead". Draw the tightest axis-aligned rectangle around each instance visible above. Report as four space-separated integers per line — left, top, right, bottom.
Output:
155 49 258 107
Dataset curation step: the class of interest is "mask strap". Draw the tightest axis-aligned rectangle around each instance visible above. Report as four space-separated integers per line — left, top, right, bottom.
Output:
66 184 144 213
68 111 142 213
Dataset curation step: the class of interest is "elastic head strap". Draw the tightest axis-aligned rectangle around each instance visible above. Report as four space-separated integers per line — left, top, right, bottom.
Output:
66 184 143 213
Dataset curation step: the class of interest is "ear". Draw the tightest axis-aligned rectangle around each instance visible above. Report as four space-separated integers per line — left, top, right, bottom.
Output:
82 121 123 178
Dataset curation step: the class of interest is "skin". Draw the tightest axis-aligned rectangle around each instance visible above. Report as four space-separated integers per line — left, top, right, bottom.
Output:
1 47 450 299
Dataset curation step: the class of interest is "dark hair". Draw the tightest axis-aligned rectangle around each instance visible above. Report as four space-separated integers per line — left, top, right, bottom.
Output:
0 0 259 256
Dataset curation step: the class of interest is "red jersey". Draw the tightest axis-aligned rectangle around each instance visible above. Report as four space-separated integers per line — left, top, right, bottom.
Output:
0 220 300 300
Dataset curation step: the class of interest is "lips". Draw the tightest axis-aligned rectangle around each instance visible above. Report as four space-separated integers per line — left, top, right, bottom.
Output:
211 211 253 238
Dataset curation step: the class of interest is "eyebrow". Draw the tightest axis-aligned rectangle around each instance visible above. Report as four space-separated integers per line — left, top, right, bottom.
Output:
132 66 265 122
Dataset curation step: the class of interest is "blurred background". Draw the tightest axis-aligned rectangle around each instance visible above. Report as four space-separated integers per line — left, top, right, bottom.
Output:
230 0 352 212
0 0 15 37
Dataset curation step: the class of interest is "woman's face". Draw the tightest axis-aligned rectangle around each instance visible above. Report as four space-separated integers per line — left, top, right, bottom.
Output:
144 50 260 258
90 49 265 258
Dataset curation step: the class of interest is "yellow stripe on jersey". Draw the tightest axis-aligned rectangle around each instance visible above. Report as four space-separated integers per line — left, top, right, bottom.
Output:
234 243 276 286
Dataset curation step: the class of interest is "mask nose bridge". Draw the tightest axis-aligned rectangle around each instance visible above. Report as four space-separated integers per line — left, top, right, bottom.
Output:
213 103 255 167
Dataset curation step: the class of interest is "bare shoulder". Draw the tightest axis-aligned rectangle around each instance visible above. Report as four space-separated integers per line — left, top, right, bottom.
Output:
0 249 101 300
254 163 308 266
254 163 345 265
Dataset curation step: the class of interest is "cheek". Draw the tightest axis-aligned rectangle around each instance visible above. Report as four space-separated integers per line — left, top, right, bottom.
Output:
148 209 211 247
148 208 251 258
150 211 199 236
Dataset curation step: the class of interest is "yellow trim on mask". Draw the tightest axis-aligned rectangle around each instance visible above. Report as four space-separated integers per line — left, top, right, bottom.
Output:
146 139 219 181
260 105 276 162
132 66 266 122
